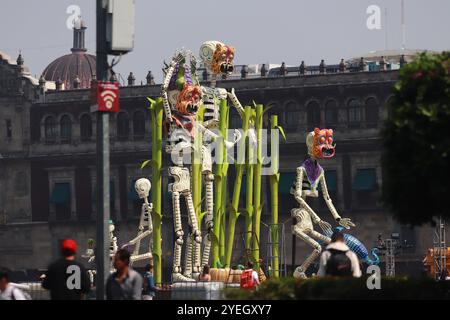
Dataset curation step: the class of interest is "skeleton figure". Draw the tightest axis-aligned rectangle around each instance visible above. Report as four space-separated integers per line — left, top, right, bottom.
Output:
162 46 242 281
198 41 246 267
122 178 153 265
291 128 355 279
162 50 205 282
83 220 118 271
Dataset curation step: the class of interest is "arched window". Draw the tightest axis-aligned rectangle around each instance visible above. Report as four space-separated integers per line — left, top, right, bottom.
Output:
365 97 379 127
44 116 57 142
133 111 145 138
80 114 93 141
306 101 321 130
348 99 363 128
60 115 72 143
117 112 130 139
324 99 338 127
285 101 300 128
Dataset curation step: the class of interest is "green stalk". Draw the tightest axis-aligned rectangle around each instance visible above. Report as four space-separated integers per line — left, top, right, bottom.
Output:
220 103 229 264
193 106 205 229
245 108 255 254
269 115 280 278
252 104 264 270
211 99 228 267
149 97 163 285
225 106 251 266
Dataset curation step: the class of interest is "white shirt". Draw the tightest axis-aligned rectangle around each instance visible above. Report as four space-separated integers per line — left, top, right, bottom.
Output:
317 241 362 278
0 285 27 300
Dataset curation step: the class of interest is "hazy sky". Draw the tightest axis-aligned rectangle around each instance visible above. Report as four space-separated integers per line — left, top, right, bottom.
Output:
1 0 449 83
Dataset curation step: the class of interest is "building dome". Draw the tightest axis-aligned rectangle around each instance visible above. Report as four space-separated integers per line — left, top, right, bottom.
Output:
41 20 96 90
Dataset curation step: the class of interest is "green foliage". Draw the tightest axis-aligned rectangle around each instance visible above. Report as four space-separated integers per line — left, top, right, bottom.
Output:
382 51 450 225
224 277 450 300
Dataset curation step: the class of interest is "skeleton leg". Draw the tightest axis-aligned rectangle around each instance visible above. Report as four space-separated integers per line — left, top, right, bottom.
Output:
293 228 322 279
171 190 194 282
201 145 214 267
310 230 331 245
185 192 201 279
183 225 193 278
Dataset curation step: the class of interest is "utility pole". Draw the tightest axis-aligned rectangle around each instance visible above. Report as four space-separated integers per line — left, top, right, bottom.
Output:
96 0 110 300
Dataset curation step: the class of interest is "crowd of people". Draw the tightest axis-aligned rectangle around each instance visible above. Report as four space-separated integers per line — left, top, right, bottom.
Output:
0 229 366 300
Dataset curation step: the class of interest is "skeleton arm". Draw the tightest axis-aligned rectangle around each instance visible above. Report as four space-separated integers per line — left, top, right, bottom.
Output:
319 174 341 221
320 174 355 229
162 53 185 122
227 88 245 118
195 122 241 149
294 167 332 234
123 203 153 247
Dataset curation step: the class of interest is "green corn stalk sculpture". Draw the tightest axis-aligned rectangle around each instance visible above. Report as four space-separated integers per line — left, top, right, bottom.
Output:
225 105 252 267
220 105 229 263
146 97 163 285
252 104 264 270
211 99 229 267
245 108 256 254
193 106 205 229
268 115 286 278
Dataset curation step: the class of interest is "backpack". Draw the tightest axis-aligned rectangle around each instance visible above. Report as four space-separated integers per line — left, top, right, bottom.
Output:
325 249 353 277
240 269 255 289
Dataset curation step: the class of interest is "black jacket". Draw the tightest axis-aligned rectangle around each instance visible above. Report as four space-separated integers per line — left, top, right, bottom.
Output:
42 258 90 300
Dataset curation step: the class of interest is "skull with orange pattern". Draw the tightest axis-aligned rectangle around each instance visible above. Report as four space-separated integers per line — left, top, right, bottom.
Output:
306 128 336 159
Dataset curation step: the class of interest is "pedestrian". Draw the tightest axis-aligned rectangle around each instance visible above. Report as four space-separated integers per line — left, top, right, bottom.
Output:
240 261 260 290
198 265 211 282
106 249 143 300
142 264 158 300
317 230 362 277
42 239 90 300
0 269 28 300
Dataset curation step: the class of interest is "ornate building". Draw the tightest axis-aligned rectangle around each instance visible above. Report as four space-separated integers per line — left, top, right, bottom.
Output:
0 27 438 280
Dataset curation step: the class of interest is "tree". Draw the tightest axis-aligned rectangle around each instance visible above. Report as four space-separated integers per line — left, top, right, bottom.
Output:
382 52 450 225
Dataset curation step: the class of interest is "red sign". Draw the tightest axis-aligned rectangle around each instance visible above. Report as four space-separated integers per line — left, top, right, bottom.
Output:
91 81 120 113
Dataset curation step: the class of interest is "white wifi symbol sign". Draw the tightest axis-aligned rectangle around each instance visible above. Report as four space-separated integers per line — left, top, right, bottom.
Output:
101 90 117 109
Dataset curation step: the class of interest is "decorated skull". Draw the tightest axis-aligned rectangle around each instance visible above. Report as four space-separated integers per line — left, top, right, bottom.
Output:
306 128 336 159
199 40 235 75
176 83 202 115
135 178 151 199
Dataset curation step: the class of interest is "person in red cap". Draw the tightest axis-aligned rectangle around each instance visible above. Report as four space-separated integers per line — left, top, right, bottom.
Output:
42 239 90 300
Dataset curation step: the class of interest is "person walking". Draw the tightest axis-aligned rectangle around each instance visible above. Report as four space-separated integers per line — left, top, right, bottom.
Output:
42 239 90 300
0 269 28 300
106 249 143 300
317 231 362 278
142 264 158 300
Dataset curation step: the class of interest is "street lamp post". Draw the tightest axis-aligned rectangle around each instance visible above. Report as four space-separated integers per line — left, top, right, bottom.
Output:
95 0 110 300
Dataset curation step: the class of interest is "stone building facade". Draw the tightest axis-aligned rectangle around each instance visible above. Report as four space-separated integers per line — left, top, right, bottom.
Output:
0 45 440 281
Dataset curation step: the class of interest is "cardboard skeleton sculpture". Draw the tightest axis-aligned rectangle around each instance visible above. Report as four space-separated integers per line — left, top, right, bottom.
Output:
197 41 247 268
83 220 118 271
291 128 355 279
161 49 205 282
161 42 244 282
122 178 154 265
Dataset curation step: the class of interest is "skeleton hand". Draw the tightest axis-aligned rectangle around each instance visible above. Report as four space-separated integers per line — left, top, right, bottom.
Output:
337 218 355 230
224 130 242 149
171 52 185 66
317 220 332 235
